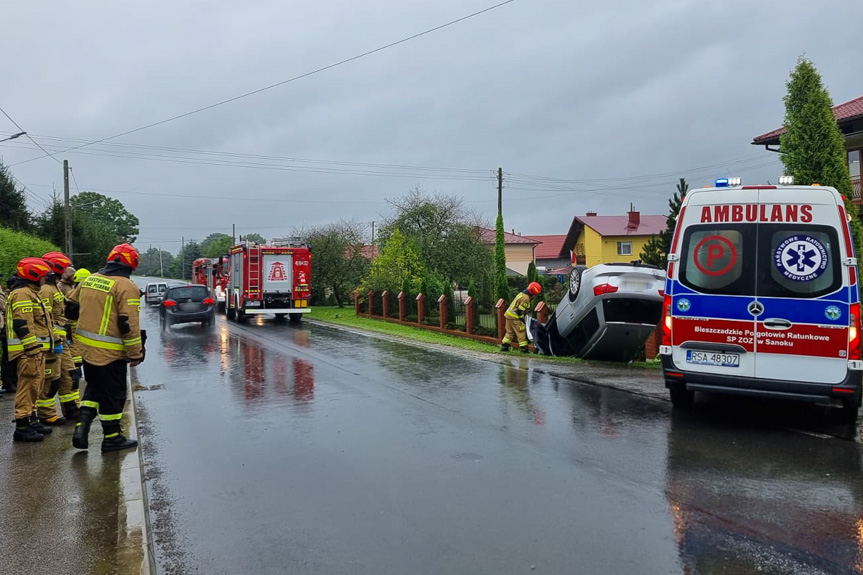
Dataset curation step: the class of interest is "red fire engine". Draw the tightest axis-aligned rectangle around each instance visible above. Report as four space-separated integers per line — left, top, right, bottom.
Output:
224 237 311 322
191 257 228 312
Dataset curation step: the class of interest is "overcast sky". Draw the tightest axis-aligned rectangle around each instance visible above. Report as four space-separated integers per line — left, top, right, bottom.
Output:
2 0 859 253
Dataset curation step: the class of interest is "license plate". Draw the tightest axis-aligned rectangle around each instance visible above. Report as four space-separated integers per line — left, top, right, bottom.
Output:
622 280 651 291
686 350 740 367
245 300 261 307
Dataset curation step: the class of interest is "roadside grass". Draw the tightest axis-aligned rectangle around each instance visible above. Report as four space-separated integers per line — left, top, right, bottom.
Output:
309 306 661 369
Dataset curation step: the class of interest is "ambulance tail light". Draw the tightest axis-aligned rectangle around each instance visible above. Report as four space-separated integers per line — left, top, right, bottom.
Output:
593 283 619 296
850 303 861 361
662 295 672 346
839 206 855 253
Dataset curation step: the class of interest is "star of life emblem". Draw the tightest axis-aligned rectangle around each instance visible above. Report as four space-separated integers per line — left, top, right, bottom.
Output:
774 235 828 282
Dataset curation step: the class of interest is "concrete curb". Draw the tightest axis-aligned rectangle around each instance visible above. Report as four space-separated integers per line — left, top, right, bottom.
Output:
116 373 155 574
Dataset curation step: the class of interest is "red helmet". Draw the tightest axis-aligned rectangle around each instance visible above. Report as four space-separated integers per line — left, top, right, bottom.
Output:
527 281 542 295
17 257 52 282
42 251 72 274
107 243 140 270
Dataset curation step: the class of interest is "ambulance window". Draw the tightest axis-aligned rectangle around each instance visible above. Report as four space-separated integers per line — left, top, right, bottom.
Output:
757 226 841 298
679 226 755 295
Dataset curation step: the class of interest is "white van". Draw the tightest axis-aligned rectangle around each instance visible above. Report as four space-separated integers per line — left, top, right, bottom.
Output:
660 179 862 421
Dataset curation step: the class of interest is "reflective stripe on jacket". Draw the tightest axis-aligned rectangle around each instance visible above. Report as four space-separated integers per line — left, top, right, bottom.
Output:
504 292 532 320
69 273 142 366
6 284 52 361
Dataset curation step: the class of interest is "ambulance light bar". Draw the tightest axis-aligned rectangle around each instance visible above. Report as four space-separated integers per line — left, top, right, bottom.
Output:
714 177 741 188
778 175 794 185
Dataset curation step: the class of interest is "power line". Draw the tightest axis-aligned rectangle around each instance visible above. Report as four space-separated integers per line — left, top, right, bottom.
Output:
9 0 521 168
0 104 63 165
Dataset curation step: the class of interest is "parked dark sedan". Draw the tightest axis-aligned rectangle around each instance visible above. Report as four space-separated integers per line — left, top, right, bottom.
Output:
160 285 215 327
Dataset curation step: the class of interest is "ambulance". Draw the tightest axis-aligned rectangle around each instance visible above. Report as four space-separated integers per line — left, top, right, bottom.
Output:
660 177 862 421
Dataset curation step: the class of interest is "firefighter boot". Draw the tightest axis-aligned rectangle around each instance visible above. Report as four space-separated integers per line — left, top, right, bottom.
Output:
101 422 138 453
520 347 530 354
72 408 97 450
13 418 44 442
29 415 53 435
61 400 79 422
500 343 511 352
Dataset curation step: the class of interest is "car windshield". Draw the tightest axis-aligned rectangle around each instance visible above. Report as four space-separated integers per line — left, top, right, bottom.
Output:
166 286 208 301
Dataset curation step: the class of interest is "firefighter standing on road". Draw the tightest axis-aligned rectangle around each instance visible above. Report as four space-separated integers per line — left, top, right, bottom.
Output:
37 252 81 422
7 258 55 442
58 265 85 401
500 281 542 353
67 244 144 452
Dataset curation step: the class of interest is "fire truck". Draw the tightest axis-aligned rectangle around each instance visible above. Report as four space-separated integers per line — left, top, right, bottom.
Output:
191 257 228 312
224 237 311 322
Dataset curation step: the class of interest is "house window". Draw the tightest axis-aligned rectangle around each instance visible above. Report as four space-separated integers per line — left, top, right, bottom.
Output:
849 149 861 180
617 241 632 256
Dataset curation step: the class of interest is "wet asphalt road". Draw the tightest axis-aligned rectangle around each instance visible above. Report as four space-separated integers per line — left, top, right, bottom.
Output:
133 298 863 574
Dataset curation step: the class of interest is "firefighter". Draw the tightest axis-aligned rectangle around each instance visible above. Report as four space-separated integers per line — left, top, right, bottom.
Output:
67 244 144 452
500 281 542 353
73 268 91 286
7 258 56 442
58 265 84 402
37 252 80 422
0 278 7 398
1 276 19 394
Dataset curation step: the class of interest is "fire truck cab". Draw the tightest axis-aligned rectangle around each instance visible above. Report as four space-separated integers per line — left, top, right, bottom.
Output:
192 257 227 312
224 237 312 323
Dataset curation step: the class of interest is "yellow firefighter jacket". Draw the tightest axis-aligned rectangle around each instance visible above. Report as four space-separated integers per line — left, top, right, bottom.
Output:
6 283 53 362
57 274 83 363
68 273 142 366
504 291 532 320
40 282 69 342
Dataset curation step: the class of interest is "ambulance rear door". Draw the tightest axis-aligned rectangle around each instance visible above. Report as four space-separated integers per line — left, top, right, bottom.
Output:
672 189 758 379
753 187 849 384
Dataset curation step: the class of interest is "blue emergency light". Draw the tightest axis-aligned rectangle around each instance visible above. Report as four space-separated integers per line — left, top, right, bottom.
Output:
715 178 729 188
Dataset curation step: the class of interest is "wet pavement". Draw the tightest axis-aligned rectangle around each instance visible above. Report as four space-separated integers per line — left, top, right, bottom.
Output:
133 300 863 575
0 380 144 574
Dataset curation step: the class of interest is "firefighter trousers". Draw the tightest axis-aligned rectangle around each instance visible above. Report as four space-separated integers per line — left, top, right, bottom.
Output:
0 333 15 391
36 352 64 420
81 360 128 437
14 353 45 420
502 318 529 349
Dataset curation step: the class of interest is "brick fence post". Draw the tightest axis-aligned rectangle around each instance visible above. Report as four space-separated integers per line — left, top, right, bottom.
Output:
367 290 373 318
398 291 406 321
438 295 447 329
644 323 662 359
465 296 475 334
535 301 548 324
416 294 425 325
495 298 507 341
354 291 360 316
382 290 389 318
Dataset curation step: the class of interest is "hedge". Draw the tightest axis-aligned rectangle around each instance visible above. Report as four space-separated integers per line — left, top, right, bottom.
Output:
0 227 62 278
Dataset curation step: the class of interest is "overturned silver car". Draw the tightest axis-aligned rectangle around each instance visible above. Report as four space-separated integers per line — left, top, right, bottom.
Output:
530 263 666 361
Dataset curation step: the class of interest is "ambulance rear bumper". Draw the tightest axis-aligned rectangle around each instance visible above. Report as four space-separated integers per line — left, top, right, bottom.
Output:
661 355 863 404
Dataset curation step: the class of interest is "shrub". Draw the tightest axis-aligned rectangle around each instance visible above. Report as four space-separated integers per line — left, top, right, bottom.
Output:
0 227 61 278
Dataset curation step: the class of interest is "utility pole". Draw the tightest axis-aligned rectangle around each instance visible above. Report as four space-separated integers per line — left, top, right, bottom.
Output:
64 160 72 257
181 236 185 281
232 223 236 245
371 221 375 245
497 167 503 215
159 247 164 277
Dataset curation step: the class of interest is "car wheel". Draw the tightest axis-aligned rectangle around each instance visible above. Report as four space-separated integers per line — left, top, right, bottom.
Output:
669 386 694 409
567 267 584 303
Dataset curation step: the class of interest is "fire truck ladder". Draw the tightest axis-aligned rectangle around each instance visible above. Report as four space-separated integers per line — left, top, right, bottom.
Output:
248 248 261 293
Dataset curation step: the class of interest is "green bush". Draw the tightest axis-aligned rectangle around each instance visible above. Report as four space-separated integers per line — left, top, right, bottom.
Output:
0 227 61 278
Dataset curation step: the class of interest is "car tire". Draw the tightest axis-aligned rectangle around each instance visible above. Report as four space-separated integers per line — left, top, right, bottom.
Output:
567 266 584 303
289 314 302 324
669 386 694 409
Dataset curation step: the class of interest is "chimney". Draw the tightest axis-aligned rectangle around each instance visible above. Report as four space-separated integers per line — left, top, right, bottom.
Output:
627 209 640 229
585 211 597 217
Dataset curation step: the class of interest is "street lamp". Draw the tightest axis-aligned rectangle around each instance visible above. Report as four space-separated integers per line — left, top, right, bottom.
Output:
0 131 26 143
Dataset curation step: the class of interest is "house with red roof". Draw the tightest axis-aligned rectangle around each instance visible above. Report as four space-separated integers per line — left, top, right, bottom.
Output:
477 228 540 276
556 209 666 270
530 234 569 273
752 95 863 202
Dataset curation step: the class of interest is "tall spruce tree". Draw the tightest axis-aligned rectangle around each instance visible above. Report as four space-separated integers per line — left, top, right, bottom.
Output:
0 163 32 232
494 211 509 301
640 178 688 267
780 57 862 262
